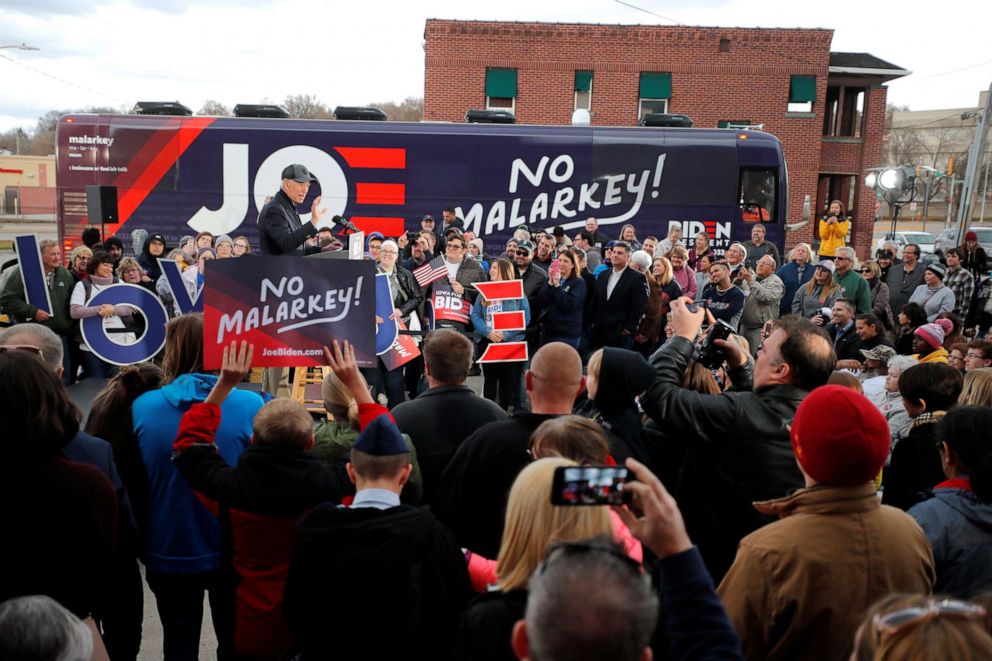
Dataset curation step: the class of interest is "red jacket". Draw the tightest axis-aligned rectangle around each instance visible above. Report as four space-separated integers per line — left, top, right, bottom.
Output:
172 402 352 658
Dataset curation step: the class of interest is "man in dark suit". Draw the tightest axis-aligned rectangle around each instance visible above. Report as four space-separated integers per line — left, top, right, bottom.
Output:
591 241 649 350
825 298 863 362
258 164 326 256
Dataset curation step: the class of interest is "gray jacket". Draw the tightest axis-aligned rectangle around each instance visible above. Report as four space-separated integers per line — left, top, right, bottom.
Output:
909 488 992 598
908 284 955 322
791 283 840 319
740 274 784 329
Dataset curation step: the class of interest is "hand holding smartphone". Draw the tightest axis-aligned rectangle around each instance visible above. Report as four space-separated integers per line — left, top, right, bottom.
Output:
551 465 630 506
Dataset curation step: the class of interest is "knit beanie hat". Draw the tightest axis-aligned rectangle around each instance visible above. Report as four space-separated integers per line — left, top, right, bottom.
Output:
925 263 945 279
914 318 953 350
966 231 978 241
791 385 890 486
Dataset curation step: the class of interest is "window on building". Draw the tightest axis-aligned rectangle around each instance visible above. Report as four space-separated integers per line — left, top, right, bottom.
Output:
486 68 517 113
718 120 752 129
822 86 866 138
638 72 671 120
739 169 777 222
788 75 816 113
574 70 592 111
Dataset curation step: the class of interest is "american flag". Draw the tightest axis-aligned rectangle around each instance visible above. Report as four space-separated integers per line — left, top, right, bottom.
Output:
413 255 449 287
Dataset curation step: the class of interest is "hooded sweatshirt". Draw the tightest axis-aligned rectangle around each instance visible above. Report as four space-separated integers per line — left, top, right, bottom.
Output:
909 479 992 598
138 233 167 281
132 373 263 573
284 503 472 660
592 347 657 462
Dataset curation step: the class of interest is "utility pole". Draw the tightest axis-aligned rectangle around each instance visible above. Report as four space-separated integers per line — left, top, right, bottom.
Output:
955 80 992 243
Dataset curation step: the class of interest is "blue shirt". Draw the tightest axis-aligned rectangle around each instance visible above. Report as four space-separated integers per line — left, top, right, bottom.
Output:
351 488 402 511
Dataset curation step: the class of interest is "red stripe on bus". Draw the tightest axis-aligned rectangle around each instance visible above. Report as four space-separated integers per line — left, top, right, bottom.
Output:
351 217 406 236
117 117 215 224
335 147 406 169
355 183 405 205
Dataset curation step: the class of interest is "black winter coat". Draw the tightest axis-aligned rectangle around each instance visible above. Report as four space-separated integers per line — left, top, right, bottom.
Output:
258 189 318 256
437 411 561 558
284 504 472 660
391 385 507 506
639 336 808 582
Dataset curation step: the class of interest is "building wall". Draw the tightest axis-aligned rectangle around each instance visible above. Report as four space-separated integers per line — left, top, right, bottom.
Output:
0 154 56 217
424 19 891 257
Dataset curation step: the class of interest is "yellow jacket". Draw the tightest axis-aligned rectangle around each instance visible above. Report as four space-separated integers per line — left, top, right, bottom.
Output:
818 218 849 257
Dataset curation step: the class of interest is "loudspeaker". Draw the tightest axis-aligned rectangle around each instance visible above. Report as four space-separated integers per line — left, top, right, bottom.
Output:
333 106 387 121
86 185 119 224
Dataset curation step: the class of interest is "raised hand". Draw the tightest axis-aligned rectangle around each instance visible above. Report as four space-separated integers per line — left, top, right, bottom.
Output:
322 339 372 404
206 340 254 406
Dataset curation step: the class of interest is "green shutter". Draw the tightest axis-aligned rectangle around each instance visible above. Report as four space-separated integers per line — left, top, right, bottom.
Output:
639 72 672 99
486 68 517 98
718 120 752 128
574 70 593 93
790 75 816 103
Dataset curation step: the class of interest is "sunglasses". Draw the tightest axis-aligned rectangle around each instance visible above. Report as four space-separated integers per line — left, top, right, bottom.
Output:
516 250 531 256
0 344 45 361
858 268 873 274
873 599 985 636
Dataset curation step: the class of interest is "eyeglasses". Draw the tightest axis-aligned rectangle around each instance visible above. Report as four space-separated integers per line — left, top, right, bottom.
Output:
873 599 985 636
0 344 45 361
966 352 986 359
858 268 873 274
516 250 531 256
446 243 464 250
539 540 642 576
835 257 851 262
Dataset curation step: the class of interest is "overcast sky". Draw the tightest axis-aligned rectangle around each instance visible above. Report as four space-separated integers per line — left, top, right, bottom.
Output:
1 0 989 133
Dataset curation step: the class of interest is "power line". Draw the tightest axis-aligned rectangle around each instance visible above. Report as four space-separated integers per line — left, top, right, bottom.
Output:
916 58 992 80
0 52 126 104
612 0 684 26
890 112 977 130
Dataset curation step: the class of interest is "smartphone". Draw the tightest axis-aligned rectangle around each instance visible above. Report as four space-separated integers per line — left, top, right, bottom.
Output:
551 465 630 506
549 258 561 278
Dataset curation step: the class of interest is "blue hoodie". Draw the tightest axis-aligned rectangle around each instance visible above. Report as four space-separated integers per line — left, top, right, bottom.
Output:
132 373 263 574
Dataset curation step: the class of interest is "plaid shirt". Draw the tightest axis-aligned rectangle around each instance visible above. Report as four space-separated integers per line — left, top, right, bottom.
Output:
944 265 974 319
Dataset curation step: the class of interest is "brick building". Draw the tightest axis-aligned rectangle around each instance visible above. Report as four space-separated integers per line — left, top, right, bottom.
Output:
423 19 908 257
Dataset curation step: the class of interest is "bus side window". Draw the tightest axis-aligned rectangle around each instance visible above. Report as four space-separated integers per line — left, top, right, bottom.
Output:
739 169 776 223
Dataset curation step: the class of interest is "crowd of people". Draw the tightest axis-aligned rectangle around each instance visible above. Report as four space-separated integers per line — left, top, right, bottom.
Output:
2 169 992 660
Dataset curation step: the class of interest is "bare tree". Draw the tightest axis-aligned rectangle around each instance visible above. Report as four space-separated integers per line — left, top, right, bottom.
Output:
199 100 231 116
283 94 332 119
368 97 423 122
0 128 32 155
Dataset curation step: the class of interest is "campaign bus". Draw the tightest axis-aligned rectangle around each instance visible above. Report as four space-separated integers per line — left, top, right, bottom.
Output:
55 113 787 256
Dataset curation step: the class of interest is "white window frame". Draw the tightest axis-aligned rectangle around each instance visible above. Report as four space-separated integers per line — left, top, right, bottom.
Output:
486 96 515 113
574 80 592 111
638 98 668 120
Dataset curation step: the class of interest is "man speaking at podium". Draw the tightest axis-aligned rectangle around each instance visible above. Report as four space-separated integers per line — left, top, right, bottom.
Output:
259 164 325 256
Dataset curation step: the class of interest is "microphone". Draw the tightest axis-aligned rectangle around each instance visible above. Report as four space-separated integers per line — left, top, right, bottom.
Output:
331 215 360 233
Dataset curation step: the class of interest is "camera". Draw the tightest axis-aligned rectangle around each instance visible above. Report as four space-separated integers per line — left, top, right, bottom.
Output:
551 465 631 506
692 319 736 369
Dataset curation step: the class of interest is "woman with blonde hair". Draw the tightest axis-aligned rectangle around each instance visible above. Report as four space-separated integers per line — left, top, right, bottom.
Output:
792 261 842 321
313 367 423 503
669 244 697 300
455 457 613 659
775 242 814 316
959 367 992 407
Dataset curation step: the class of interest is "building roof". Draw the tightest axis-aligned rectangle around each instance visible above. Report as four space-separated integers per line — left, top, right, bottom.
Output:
829 52 911 80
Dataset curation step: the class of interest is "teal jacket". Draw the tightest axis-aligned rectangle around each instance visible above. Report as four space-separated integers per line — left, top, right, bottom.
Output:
312 420 424 505
1 266 75 334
